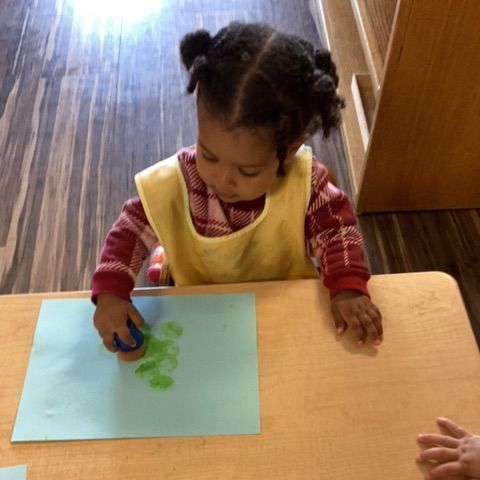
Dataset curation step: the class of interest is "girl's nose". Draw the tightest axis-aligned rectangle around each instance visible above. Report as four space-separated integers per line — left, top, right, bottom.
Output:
217 168 237 188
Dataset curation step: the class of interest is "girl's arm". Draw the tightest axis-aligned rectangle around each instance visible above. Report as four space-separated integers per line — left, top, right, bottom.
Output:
305 160 370 299
306 160 382 345
91 197 158 302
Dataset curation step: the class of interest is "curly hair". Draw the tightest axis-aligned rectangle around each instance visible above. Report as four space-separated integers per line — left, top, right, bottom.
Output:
180 22 345 175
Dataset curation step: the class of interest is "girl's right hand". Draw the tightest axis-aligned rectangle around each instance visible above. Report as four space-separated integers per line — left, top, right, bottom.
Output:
93 294 144 352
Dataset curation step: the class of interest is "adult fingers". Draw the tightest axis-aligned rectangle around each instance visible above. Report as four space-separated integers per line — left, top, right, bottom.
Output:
128 304 144 330
436 417 468 439
417 433 459 449
417 447 458 463
427 460 462 479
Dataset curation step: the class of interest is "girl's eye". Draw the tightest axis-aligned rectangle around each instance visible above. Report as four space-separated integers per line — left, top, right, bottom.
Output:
202 152 217 163
239 168 261 178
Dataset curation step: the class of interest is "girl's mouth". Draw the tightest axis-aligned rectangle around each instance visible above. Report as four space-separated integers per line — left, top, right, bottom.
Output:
213 189 238 201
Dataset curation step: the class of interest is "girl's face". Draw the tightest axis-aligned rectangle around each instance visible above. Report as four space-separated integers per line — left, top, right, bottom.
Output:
196 100 281 203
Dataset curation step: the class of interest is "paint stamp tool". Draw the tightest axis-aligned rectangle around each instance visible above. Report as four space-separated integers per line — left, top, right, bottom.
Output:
114 319 146 361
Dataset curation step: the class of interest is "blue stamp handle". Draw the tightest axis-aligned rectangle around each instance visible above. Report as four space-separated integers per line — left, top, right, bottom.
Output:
114 319 144 352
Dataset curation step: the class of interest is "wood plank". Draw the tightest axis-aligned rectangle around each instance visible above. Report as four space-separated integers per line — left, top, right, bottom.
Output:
310 0 369 197
351 73 375 150
358 0 480 211
0 0 325 295
0 73 119 293
307 0 353 200
350 0 397 95
1 275 480 479
359 210 480 343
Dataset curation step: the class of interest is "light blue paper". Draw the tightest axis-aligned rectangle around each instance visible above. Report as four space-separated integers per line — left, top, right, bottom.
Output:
0 465 27 480
12 294 259 441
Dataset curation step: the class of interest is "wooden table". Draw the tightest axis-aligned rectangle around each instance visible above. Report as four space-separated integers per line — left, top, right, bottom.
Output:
1 273 479 479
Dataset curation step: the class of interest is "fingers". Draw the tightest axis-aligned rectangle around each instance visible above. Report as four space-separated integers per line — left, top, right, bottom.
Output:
115 323 137 348
332 295 383 346
359 313 381 345
332 309 347 335
94 306 140 351
335 311 374 345
102 335 118 353
343 312 379 345
417 447 458 463
368 305 383 339
425 460 462 479
350 315 366 345
436 417 468 439
417 433 459 449
128 304 145 330
94 313 117 352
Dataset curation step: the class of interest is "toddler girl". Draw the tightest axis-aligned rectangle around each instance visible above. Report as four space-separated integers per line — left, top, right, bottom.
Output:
92 22 383 351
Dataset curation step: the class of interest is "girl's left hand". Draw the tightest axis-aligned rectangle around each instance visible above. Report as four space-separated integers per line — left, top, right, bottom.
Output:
331 290 383 345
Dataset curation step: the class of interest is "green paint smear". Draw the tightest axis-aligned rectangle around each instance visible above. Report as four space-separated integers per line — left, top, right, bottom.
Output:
158 355 178 373
135 321 183 391
150 373 174 391
135 360 157 378
161 321 183 338
145 337 179 357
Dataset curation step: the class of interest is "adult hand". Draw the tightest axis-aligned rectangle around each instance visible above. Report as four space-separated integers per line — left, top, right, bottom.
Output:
417 417 480 479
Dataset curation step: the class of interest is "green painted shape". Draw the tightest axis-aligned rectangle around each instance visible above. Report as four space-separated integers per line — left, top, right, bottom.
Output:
149 373 174 391
145 337 179 357
157 355 178 373
161 321 183 338
134 360 157 379
135 321 183 391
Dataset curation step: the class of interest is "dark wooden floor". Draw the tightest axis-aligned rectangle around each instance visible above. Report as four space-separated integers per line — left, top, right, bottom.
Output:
0 0 479 345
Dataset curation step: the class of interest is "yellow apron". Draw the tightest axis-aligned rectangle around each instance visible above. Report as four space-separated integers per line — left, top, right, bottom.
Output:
135 145 319 285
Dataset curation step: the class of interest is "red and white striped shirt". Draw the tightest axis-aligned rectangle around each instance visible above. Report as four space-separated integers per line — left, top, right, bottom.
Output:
92 148 370 300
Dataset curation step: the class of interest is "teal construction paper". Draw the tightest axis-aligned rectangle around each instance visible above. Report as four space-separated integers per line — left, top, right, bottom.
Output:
12 294 259 441
0 465 27 480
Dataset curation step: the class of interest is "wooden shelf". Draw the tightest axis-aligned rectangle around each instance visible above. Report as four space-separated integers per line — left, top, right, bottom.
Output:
351 73 375 150
350 0 397 96
309 0 368 197
357 0 480 211
311 0 480 212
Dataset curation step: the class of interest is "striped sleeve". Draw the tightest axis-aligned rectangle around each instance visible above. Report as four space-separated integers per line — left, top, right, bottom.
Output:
305 159 371 298
91 197 158 302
